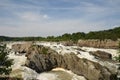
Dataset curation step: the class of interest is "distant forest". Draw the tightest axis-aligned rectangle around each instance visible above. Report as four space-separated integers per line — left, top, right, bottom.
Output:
0 27 120 41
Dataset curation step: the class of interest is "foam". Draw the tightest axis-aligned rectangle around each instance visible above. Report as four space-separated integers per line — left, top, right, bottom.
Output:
36 73 58 80
7 42 118 80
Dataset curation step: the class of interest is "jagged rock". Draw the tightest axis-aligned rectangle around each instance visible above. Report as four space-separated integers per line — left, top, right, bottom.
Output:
12 42 32 53
25 45 117 80
89 50 112 60
78 39 119 49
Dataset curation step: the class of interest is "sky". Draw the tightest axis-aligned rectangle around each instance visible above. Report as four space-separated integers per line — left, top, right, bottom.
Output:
0 0 120 37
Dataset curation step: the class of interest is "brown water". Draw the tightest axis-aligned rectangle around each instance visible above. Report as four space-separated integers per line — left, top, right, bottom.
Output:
36 68 86 80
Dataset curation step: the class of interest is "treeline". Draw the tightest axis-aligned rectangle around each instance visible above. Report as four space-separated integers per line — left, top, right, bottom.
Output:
0 36 45 41
0 27 120 41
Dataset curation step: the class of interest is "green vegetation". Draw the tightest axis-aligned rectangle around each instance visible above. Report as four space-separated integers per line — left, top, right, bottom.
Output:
0 44 13 76
0 77 23 80
114 54 120 62
0 26 120 41
85 27 120 40
42 47 48 54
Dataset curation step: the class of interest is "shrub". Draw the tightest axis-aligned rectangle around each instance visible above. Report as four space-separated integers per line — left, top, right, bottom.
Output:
0 44 13 76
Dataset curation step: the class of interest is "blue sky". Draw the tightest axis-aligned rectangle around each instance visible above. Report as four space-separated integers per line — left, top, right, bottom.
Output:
0 0 120 37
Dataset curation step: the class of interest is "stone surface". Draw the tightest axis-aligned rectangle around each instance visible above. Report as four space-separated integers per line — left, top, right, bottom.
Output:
89 50 112 60
12 42 32 53
62 41 74 46
25 45 117 80
78 39 119 49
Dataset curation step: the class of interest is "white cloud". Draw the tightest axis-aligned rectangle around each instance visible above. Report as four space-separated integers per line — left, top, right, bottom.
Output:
15 12 50 22
0 18 118 37
43 14 49 19
20 12 39 21
0 0 120 37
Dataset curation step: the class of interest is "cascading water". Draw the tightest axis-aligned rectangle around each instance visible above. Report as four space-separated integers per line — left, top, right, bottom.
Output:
6 42 119 80
7 42 86 80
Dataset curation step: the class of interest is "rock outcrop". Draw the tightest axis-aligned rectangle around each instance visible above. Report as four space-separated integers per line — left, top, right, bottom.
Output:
78 39 119 49
25 45 117 80
89 50 112 60
12 42 32 53
62 41 74 46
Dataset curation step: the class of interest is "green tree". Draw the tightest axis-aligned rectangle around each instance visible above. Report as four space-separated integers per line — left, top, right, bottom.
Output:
0 44 13 76
61 33 72 41
71 32 85 41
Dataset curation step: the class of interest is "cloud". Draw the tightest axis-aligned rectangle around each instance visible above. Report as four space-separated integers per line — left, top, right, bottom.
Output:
0 0 120 37
19 12 39 21
43 14 50 19
16 12 49 22
0 18 118 37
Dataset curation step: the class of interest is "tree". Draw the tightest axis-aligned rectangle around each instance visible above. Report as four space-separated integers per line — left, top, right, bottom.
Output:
71 32 85 41
61 33 72 41
0 44 13 76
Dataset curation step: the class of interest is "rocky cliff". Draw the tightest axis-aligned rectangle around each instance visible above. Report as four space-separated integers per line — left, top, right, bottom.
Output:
78 39 119 49
23 44 117 80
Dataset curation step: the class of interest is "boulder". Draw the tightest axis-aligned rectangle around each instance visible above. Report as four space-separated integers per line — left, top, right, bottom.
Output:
89 50 112 60
62 41 74 46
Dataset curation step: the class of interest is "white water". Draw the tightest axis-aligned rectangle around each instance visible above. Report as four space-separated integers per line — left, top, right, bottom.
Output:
6 42 119 80
8 51 38 79
36 42 119 73
8 51 86 80
36 68 86 80
6 42 87 80
81 47 118 58
36 42 118 62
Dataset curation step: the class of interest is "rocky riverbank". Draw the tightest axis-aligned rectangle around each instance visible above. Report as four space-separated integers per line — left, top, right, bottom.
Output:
11 42 119 80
